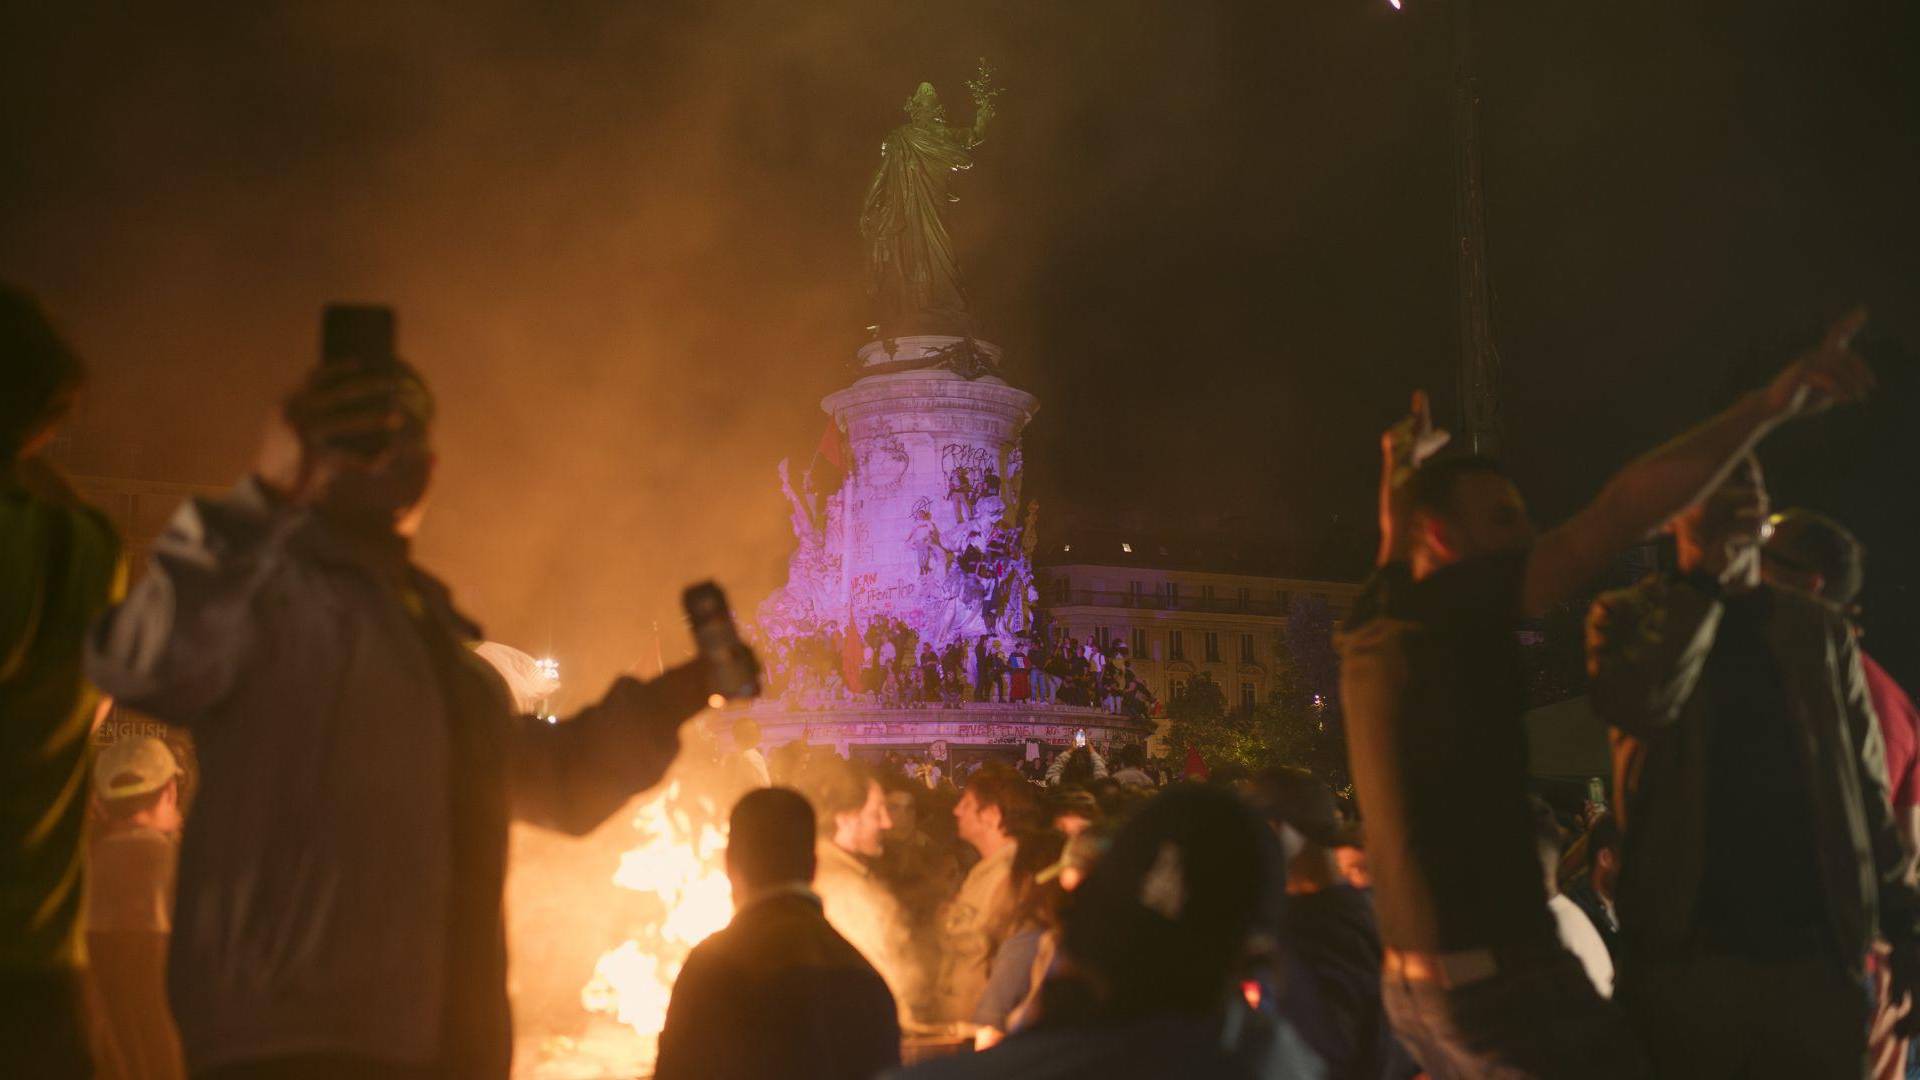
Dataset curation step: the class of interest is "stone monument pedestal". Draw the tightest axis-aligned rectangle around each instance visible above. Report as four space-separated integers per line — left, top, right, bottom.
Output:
753 339 1153 757
818 359 1037 643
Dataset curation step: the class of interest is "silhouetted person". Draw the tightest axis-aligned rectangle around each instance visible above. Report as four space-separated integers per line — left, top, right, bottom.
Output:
1529 797 1611 999
1762 508 1920 855
86 354 721 1078
1763 507 1920 1077
656 787 901 1080
1559 812 1621 962
1590 464 1920 1076
1341 310 1875 1079
1 284 123 1078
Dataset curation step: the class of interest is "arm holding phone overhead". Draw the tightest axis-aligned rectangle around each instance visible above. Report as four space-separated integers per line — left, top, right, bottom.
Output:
507 589 760 835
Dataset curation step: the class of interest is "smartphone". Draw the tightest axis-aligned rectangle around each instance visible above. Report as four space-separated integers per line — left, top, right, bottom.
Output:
683 582 761 702
321 304 397 367
1074 728 1087 748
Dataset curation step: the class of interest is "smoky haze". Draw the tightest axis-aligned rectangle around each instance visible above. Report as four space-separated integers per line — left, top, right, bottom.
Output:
5 0 1918 693
3 3 1042 697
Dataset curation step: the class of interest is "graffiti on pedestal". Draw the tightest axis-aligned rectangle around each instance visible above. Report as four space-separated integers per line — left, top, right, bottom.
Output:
856 432 912 492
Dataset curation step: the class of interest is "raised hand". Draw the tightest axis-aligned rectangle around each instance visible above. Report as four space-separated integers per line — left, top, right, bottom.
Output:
1765 306 1876 420
256 363 433 531
1382 389 1453 482
1377 390 1452 565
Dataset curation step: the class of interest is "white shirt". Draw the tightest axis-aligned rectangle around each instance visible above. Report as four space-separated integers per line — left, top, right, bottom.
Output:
740 747 771 788
1549 892 1615 998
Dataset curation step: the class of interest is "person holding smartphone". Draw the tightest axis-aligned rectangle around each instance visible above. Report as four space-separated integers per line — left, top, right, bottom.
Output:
85 310 751 1080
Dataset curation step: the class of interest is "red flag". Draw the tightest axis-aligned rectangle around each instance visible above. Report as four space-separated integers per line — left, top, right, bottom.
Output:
805 419 848 503
1182 746 1209 782
842 620 865 688
815 420 847 471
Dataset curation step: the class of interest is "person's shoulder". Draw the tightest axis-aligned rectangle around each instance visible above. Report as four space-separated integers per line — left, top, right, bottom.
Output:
1 478 122 594
2 474 118 545
1418 550 1530 601
671 922 747 992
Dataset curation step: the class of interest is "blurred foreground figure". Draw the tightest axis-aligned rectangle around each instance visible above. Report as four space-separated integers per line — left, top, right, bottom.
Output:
896 785 1324 1079
655 787 900 1080
0 284 124 1078
86 735 186 1080
1341 309 1876 1079
1588 476 1920 1078
86 354 716 1078
1252 768 1414 1080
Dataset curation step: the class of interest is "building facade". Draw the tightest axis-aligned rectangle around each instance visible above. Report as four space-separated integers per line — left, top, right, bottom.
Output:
1037 536 1359 749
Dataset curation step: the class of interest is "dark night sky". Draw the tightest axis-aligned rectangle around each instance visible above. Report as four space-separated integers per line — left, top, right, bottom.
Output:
4 0 1916 692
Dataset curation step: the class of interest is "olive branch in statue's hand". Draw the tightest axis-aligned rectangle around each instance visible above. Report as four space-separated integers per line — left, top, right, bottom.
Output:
966 58 1002 111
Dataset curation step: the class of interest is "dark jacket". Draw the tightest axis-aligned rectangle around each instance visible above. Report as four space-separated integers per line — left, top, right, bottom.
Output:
1586 576 1920 969
84 479 700 1075
655 887 900 1080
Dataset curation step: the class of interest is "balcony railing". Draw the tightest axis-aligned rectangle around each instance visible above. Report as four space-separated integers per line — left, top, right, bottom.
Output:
1043 589 1296 617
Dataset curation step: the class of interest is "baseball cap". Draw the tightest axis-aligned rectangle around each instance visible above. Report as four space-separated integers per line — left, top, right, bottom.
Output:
1764 509 1864 607
95 735 180 800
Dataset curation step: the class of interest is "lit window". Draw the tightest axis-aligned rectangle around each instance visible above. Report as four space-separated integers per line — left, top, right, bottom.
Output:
1121 542 1133 553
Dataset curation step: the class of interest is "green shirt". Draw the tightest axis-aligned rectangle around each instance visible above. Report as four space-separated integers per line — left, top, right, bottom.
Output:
1 464 122 970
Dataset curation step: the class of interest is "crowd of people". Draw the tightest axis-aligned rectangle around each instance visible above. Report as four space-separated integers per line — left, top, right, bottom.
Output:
761 617 1160 720
8 273 1920 1080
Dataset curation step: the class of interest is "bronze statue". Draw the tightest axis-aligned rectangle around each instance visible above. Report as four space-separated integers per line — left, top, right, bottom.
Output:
859 61 1000 337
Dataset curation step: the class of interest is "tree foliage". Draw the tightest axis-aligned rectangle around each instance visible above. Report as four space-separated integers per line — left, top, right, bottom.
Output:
1164 614 1352 792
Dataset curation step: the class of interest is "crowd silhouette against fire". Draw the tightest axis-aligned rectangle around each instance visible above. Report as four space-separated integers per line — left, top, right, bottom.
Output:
761 617 1157 719
9 279 1920 1080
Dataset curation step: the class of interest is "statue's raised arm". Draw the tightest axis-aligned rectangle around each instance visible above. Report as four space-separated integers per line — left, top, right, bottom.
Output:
858 61 1003 338
961 58 1001 148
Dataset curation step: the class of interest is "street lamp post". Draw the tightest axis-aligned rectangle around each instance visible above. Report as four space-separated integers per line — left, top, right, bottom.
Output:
1393 0 1503 454
1447 0 1502 455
